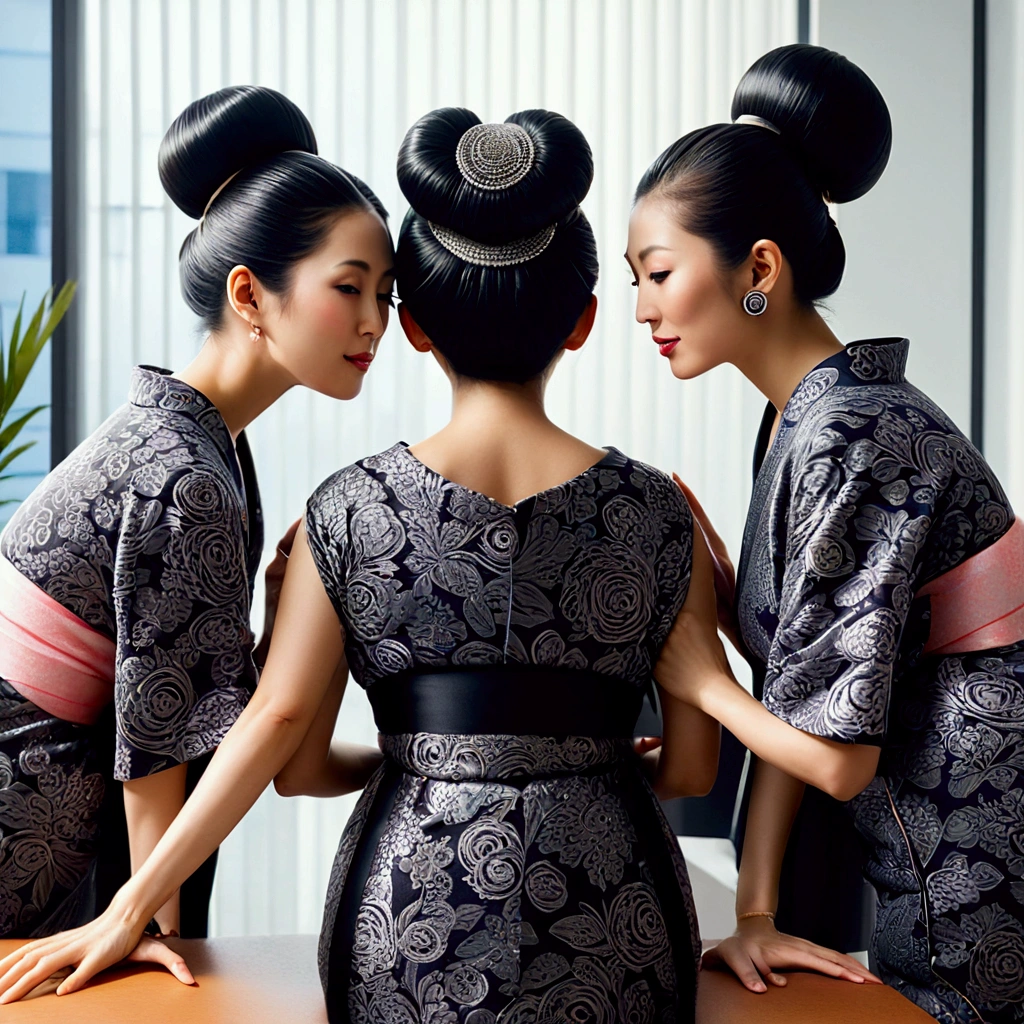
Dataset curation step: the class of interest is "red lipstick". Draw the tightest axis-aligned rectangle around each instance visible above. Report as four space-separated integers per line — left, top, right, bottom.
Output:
345 352 374 372
653 337 679 357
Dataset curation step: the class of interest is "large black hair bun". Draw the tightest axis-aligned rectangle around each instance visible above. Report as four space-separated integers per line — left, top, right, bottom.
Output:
158 85 318 219
397 107 593 243
731 43 891 203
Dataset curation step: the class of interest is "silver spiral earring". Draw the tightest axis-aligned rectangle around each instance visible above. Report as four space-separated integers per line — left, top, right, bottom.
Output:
742 290 768 316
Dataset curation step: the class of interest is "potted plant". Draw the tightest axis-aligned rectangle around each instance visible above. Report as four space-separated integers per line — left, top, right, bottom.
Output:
1 281 77 507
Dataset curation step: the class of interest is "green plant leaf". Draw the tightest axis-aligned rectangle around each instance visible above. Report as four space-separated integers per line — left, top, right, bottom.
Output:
0 283 75 507
36 281 77 355
1 294 25 413
0 441 35 475
0 405 46 454
7 291 50 413
0 282 75 430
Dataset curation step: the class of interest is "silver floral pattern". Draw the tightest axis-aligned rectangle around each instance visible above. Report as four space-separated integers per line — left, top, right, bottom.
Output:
305 443 690 692
737 338 1024 1022
1 366 263 780
327 744 697 1024
308 445 698 1022
0 679 105 937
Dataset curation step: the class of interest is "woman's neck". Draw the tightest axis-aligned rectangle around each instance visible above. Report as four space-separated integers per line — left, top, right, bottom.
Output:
409 374 605 507
172 332 293 441
732 305 844 414
448 376 552 436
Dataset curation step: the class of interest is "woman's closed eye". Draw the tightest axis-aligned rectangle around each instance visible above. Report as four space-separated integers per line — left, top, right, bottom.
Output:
378 292 396 308
649 271 670 284
335 284 360 296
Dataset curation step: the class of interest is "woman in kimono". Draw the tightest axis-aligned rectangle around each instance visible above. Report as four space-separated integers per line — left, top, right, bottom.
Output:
0 86 393 942
0 107 721 1023
627 43 1024 1023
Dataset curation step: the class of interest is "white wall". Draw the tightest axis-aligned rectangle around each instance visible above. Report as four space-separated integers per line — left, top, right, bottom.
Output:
985 0 1024 512
814 0 975 434
76 0 797 937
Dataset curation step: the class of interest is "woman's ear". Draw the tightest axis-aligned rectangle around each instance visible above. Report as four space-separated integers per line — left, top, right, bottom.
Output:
398 303 433 353
563 294 598 352
226 265 261 330
748 239 783 295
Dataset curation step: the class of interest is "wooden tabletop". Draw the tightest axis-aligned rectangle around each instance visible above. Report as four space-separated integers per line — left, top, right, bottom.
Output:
0 935 935 1023
696 964 935 1022
0 935 327 1024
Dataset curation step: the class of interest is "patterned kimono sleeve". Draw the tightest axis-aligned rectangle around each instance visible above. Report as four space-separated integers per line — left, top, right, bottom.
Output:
112 472 256 780
763 442 934 745
303 466 361 625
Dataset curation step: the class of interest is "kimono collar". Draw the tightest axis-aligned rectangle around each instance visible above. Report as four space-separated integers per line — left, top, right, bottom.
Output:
128 365 236 469
782 338 910 426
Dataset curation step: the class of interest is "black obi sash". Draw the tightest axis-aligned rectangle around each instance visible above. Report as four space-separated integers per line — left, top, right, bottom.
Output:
367 667 642 737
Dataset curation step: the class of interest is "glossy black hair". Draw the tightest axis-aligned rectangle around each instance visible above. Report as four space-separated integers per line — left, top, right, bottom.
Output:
635 44 892 304
159 85 389 332
394 107 598 383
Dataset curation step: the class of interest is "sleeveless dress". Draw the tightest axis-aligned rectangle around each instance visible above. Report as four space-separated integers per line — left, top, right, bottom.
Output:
0 366 263 936
305 442 700 1024
737 339 1024 1023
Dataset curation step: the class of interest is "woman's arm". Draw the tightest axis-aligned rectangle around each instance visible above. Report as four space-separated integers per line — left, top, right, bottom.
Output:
734 759 804 921
0 522 349 1001
122 764 188 935
273 655 382 798
653 606 880 801
649 523 721 800
703 759 880 989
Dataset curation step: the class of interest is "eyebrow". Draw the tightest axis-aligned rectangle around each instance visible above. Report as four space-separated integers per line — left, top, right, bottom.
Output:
638 244 671 262
334 259 396 278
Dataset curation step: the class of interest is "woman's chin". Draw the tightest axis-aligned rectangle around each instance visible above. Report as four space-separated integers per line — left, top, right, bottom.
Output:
668 347 716 381
311 376 364 402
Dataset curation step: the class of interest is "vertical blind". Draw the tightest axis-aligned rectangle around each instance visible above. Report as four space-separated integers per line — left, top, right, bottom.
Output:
77 0 797 936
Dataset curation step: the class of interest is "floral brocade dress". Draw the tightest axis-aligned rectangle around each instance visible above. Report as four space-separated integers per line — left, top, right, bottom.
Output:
0 367 263 936
737 339 1024 1023
304 443 701 1024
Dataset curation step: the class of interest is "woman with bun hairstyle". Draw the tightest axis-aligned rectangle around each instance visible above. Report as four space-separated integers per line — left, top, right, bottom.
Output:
630 43 1024 1022
0 107 720 1023
0 85 393 943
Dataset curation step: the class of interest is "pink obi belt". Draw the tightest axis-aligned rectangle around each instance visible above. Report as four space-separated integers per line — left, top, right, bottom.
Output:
920 517 1024 656
0 554 115 725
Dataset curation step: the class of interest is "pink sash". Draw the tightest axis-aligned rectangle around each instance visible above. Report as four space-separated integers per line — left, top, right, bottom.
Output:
920 517 1024 656
0 554 114 724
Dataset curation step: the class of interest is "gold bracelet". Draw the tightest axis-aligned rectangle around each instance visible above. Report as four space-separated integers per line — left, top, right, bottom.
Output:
737 911 776 922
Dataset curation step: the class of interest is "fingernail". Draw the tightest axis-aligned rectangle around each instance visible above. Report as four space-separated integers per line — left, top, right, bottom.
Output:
755 983 766 992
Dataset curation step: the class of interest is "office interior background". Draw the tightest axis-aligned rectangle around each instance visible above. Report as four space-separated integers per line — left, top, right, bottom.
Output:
1 0 1022 940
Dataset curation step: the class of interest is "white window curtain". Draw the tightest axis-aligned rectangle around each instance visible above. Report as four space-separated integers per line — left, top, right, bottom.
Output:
75 0 797 937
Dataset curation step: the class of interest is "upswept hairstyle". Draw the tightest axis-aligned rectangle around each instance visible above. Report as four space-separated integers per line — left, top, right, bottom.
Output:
635 44 892 304
395 107 598 382
159 85 388 332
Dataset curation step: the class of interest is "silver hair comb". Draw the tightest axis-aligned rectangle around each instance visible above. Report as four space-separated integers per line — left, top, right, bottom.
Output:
456 122 536 191
428 221 556 267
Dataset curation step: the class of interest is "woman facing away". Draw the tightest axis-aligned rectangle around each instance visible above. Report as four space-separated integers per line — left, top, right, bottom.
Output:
629 43 1024 1023
0 107 720 1023
0 85 392 942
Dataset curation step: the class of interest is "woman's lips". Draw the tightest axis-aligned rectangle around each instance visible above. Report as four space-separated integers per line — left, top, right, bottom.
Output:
345 352 374 372
653 337 679 357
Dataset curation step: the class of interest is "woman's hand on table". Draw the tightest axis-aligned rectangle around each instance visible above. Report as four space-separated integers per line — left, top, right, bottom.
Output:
0 901 195 1002
702 915 881 993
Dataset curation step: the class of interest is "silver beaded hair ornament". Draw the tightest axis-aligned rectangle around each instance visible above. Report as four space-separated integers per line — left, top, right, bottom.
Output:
428 121 557 267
